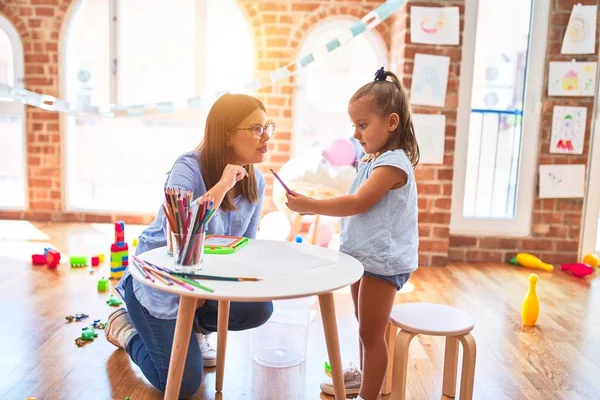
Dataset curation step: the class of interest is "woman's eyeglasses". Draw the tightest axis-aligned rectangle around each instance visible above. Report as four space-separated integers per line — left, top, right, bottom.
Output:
232 121 276 140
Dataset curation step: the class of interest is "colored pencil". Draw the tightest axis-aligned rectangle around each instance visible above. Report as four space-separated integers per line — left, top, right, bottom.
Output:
142 264 195 292
132 258 155 282
178 276 214 293
171 272 261 282
147 269 173 286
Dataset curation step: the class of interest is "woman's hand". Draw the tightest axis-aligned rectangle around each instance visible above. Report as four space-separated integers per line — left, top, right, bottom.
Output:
285 192 315 214
219 164 247 190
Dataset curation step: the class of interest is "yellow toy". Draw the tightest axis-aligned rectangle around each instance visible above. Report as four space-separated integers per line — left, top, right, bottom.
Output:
582 253 600 270
521 273 540 326
509 252 553 271
133 237 139 247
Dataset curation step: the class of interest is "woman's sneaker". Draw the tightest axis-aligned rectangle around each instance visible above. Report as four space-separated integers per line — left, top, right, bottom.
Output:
197 333 217 367
320 362 362 395
105 308 137 350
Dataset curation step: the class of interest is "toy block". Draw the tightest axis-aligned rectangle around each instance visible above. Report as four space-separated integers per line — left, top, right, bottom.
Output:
110 266 127 273
122 260 129 267
97 277 109 292
133 238 139 246
91 256 99 267
98 254 105 263
32 254 47 266
70 256 87 268
47 250 61 268
110 270 124 279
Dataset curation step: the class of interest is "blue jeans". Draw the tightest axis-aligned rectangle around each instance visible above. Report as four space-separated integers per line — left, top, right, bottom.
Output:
122 275 273 399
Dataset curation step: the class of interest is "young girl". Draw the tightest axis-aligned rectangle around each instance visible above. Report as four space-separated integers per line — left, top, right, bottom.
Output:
285 67 419 400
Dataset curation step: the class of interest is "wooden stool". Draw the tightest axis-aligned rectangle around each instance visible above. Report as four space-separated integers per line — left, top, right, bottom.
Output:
382 303 476 400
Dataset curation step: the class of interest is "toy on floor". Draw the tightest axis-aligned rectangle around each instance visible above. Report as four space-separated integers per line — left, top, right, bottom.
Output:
75 326 98 347
510 252 553 272
582 253 600 269
107 294 123 307
70 256 87 268
521 273 540 327
111 221 129 279
324 361 331 377
133 237 139 247
91 256 100 267
561 263 594 278
97 253 105 263
91 319 106 330
65 313 89 323
98 277 109 292
31 254 46 266
46 250 60 268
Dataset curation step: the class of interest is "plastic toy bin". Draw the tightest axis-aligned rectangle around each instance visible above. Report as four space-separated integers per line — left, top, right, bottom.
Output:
249 296 316 368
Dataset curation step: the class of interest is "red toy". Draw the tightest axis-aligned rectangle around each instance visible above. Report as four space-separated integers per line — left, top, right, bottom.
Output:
32 254 46 266
46 250 61 269
91 256 100 267
561 262 594 278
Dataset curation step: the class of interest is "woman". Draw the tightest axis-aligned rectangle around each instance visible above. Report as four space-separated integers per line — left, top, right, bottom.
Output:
105 94 275 398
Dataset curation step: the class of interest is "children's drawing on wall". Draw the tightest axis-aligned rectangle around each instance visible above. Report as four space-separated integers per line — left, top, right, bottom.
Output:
548 61 597 97
550 106 587 154
412 114 446 164
539 164 585 199
561 4 598 54
410 6 460 45
410 54 450 107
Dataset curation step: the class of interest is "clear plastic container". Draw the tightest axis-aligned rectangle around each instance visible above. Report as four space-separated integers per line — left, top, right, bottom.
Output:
249 296 316 368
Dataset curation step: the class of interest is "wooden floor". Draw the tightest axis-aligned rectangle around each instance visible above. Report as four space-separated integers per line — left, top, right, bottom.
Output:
1 220 599 400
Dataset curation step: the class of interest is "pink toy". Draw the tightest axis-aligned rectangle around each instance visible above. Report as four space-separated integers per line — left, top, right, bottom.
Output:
32 254 46 266
46 250 61 269
561 263 593 278
91 256 100 267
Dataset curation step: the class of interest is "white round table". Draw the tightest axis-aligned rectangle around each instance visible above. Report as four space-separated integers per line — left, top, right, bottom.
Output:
132 239 364 400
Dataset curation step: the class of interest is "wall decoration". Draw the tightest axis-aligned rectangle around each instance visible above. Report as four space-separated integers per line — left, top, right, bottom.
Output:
410 6 460 45
548 61 597 97
550 106 587 154
412 114 446 164
539 164 585 199
561 4 598 54
410 54 450 107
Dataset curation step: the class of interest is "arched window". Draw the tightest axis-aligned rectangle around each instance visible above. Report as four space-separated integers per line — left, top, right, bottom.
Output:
63 0 254 213
0 15 26 209
292 18 388 156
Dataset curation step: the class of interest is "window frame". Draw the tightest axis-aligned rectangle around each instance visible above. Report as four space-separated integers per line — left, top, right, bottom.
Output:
0 13 27 210
450 0 550 237
59 0 253 214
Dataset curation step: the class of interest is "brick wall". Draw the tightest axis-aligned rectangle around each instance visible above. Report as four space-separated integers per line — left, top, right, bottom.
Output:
449 0 600 265
0 0 597 266
390 0 465 266
0 0 391 227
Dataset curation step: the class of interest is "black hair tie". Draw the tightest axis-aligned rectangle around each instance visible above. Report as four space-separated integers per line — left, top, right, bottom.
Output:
374 67 386 81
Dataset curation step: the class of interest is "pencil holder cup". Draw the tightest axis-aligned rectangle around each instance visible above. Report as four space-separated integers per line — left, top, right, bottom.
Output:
166 226 174 256
171 231 206 273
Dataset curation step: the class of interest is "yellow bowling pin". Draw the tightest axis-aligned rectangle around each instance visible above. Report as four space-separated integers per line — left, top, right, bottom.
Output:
521 273 540 326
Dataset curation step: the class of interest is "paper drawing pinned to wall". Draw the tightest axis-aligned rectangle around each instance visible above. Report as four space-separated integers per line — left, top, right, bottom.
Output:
561 4 597 54
550 106 586 155
410 54 450 107
548 61 597 97
412 114 446 164
538 164 585 199
410 6 460 45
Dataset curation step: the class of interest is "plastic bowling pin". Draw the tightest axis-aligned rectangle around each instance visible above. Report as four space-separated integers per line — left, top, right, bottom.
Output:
510 252 553 272
521 273 540 326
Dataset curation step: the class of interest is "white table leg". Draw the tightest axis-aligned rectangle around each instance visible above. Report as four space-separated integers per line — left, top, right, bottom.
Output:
165 295 198 400
215 300 230 393
318 292 346 400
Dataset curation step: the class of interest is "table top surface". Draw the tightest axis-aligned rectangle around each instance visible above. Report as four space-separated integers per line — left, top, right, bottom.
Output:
131 239 364 301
